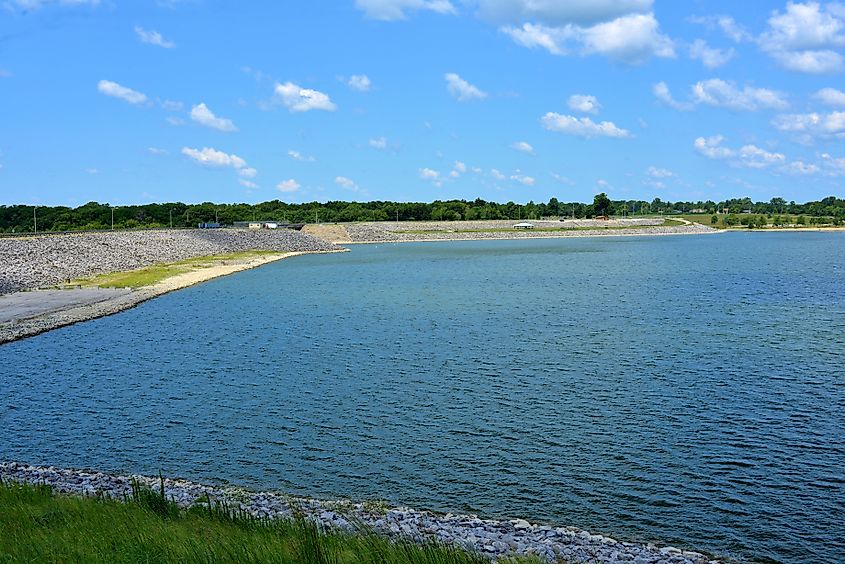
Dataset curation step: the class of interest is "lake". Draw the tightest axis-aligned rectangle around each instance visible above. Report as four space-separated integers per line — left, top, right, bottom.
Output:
2 232 843 563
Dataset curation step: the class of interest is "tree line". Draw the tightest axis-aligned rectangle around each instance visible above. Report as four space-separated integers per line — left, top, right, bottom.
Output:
1 195 844 233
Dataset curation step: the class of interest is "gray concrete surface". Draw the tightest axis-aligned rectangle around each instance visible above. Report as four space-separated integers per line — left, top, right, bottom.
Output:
0 288 132 323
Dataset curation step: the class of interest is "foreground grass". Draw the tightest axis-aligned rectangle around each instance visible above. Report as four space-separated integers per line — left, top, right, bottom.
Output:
0 480 541 564
399 218 684 234
70 251 282 289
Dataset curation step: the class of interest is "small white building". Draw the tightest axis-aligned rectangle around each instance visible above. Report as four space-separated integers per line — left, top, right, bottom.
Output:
513 222 535 229
263 222 279 229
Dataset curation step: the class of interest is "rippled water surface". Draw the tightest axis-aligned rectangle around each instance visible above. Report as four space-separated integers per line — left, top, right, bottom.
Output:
2 233 844 562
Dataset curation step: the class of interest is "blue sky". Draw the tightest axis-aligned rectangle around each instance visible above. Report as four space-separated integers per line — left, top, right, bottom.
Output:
1 0 845 206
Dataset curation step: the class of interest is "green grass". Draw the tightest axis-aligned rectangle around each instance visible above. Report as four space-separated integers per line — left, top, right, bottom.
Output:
71 251 282 289
0 479 542 564
399 219 684 234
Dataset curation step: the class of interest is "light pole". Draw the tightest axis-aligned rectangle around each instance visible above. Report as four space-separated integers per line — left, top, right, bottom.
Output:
33 206 37 234
111 206 115 230
169 209 173 228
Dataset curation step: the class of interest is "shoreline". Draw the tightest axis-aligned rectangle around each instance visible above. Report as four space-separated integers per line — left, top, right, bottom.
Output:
0 249 345 346
344 228 724 245
0 462 722 564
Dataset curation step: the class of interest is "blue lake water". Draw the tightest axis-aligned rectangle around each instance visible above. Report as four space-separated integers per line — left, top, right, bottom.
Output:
2 233 844 563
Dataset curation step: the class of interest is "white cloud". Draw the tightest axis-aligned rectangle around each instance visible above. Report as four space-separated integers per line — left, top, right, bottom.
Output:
369 136 388 149
238 167 257 178
134 26 175 48
693 136 785 168
693 135 734 159
820 152 845 175
239 179 258 189
501 12 674 63
596 179 611 188
147 147 168 155
690 79 788 111
449 170 460 178
348 74 372 92
335 176 359 190
85 168 98 174
190 103 237 132
510 141 535 153
689 39 735 68
273 82 337 112
771 110 845 138
551 172 575 185
567 94 601 114
647 165 673 178
160 99 183 111
165 116 185 126
181 146 246 169
813 87 845 106
419 167 440 180
510 173 535 185
782 160 820 174
453 160 467 172
490 168 506 180
288 150 315 162
97 80 147 105
688 15 752 43
444 73 487 101
276 179 300 192
477 0 653 26
354 0 456 20
737 144 786 168
540 112 631 138
652 81 693 110
759 2 845 73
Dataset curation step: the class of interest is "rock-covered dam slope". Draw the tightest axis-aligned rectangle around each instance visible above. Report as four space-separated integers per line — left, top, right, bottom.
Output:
0 229 341 295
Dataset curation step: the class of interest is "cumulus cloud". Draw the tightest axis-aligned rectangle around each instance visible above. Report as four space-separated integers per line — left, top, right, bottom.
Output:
689 39 735 68
288 150 315 162
97 80 147 105
759 2 845 73
354 0 456 20
688 15 752 43
190 103 237 132
160 99 183 111
477 0 653 26
693 136 785 168
453 160 467 172
445 73 487 101
500 12 674 63
690 79 788 111
771 110 845 138
239 179 258 189
273 82 337 112
567 94 601 114
419 167 440 180
510 172 535 185
511 141 535 153
348 74 372 92
652 81 693 110
782 160 820 174
813 87 845 106
647 166 673 178
335 176 359 190
238 167 257 178
181 146 247 169
540 112 631 138
276 179 300 192
490 169 506 180
134 26 175 48
369 136 388 149
693 135 734 159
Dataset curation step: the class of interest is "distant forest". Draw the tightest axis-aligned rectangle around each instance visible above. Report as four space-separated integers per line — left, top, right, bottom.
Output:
2 196 844 233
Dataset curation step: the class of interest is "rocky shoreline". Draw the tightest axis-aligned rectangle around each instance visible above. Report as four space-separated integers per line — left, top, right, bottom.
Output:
0 462 722 564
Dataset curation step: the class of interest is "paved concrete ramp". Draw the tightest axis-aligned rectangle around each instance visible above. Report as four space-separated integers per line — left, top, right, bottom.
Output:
0 288 132 324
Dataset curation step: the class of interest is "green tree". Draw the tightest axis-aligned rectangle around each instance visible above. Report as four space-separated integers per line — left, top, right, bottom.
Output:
593 193 612 217
710 215 718 225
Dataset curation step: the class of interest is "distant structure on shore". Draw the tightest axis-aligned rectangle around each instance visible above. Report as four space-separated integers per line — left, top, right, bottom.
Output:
232 221 304 231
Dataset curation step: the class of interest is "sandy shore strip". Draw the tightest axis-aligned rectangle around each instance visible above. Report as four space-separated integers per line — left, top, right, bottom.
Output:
0 250 344 345
0 462 722 564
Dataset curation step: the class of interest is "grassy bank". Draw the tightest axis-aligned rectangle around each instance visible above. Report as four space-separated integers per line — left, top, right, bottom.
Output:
69 251 283 289
0 480 540 563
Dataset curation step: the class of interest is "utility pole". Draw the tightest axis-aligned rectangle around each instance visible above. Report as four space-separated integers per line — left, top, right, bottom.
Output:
315 210 318 224
169 209 173 228
215 209 219 223
33 206 37 233
111 206 115 230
